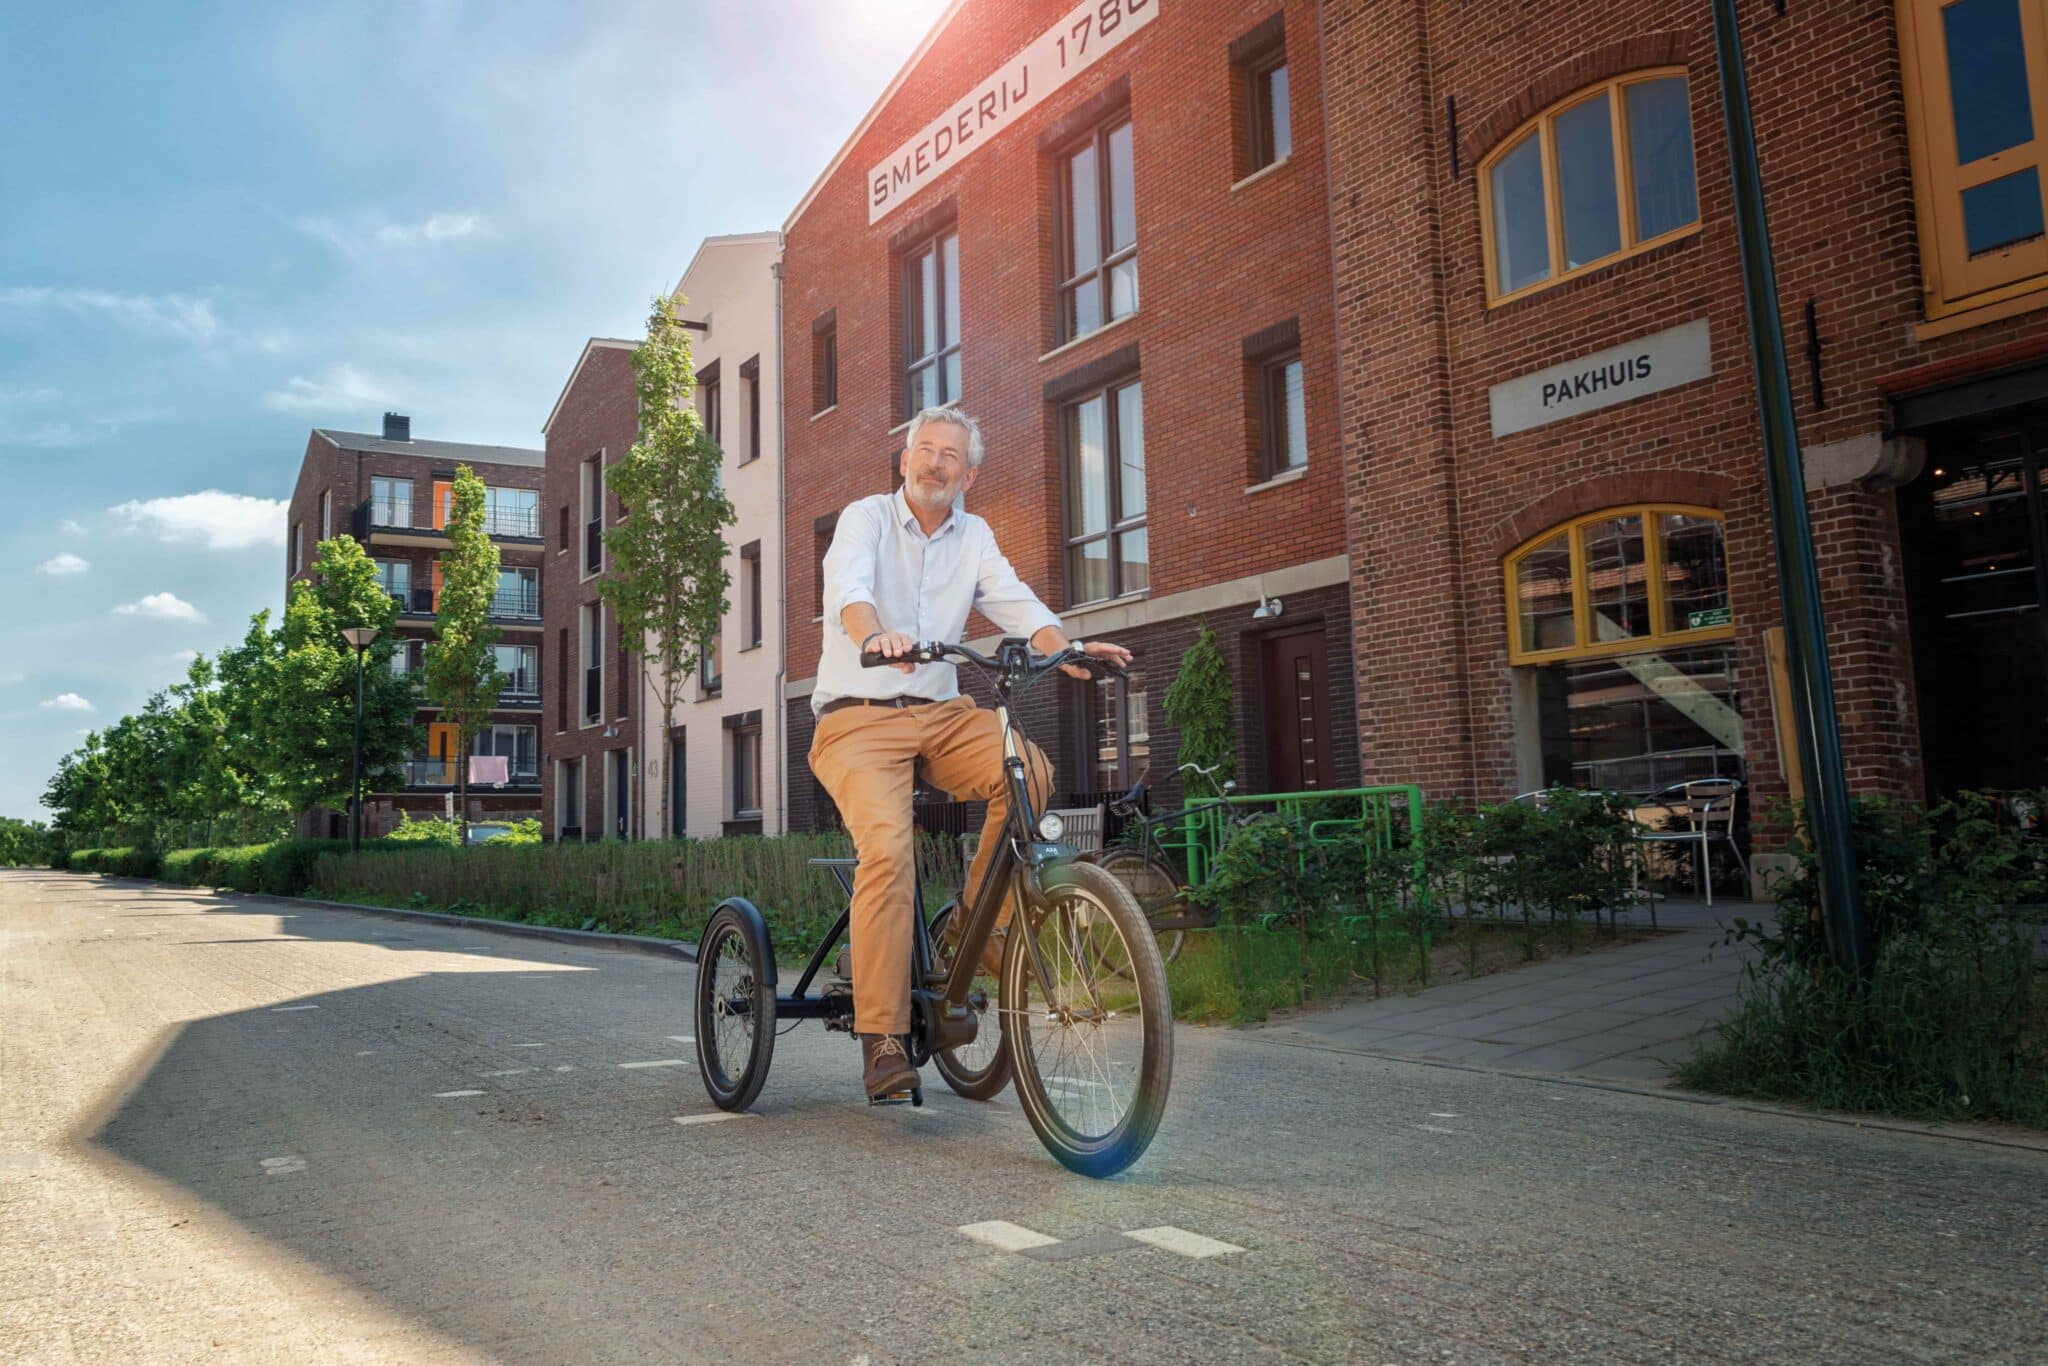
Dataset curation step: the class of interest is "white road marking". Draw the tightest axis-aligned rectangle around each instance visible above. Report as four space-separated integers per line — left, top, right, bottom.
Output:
667 1035 695 1044
259 1156 305 1175
355 1050 375 1057
673 1112 754 1126
434 1090 485 1098
618 1058 688 1069
271 1005 319 1012
481 1068 532 1077
1430 1112 1459 1118
958 1220 1059 1252
1123 1226 1245 1258
552 1065 575 1072
511 1042 549 1049
1416 1124 1459 1135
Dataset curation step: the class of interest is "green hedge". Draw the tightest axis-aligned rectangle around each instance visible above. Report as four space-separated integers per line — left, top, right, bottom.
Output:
67 846 162 878
87 837 360 897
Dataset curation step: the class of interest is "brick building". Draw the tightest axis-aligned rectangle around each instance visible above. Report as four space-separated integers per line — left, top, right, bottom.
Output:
540 232 785 842
780 0 1354 828
284 415 547 833
1320 0 2048 848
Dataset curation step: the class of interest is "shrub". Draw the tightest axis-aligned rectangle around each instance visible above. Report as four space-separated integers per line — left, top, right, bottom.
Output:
1678 791 2048 1126
160 848 222 885
497 818 543 846
69 846 159 878
47 847 71 870
384 815 461 846
209 844 271 892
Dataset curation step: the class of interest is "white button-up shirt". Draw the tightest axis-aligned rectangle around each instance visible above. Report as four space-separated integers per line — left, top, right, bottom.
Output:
814 488 1062 715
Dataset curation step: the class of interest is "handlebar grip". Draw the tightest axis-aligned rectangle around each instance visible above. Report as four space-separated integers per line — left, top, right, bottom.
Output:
860 640 938 668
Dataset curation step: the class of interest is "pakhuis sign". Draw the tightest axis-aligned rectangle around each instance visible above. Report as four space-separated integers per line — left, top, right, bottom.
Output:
1488 318 1713 438
867 0 1160 224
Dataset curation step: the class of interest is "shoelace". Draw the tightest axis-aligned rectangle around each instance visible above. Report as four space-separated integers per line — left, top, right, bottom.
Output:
871 1035 908 1060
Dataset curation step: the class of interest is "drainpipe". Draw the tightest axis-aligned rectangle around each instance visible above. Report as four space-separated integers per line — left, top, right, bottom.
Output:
772 247 790 835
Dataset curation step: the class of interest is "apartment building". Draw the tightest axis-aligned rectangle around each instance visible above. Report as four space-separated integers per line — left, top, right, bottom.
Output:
780 0 1352 828
1320 0 2048 834
284 414 547 833
539 231 786 840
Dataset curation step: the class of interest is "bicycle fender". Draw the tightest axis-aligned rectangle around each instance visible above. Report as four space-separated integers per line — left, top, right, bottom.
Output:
710 896 778 987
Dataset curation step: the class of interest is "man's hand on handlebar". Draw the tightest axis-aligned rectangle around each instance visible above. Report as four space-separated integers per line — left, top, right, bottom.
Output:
1060 638 1133 681
860 629 919 673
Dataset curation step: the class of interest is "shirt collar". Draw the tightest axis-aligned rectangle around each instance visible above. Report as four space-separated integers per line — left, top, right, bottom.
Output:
894 485 960 539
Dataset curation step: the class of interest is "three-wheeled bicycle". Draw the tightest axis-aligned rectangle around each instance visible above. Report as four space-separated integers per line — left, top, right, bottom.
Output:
690 637 1174 1178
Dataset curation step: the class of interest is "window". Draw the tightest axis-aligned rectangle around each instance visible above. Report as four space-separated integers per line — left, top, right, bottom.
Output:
494 644 537 696
1243 48 1290 174
1480 71 1699 305
558 504 570 553
741 355 761 462
813 513 838 620
1259 352 1307 477
374 559 412 607
556 626 569 730
902 229 961 416
370 477 412 528
1062 376 1148 606
740 540 763 648
1087 665 1149 791
558 756 584 839
1057 117 1138 342
1506 509 1739 792
700 632 722 697
698 360 722 447
730 720 763 819
389 638 422 680
580 602 603 725
483 486 540 538
581 456 603 577
291 523 303 575
617 634 631 718
1903 0 2048 320
320 489 333 540
669 736 687 837
470 723 538 778
493 566 539 618
812 314 838 413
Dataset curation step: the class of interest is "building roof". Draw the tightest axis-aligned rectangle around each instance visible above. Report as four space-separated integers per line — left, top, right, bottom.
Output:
670 231 783 302
784 0 967 233
315 428 545 468
540 338 640 438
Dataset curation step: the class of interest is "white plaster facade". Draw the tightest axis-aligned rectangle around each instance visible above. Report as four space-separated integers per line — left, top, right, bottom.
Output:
636 233 786 837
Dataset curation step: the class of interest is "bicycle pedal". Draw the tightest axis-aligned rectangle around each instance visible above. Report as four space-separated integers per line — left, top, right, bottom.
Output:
868 1088 916 1107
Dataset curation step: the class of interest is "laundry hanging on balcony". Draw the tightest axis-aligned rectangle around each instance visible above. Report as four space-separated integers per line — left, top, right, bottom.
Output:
469 754 510 787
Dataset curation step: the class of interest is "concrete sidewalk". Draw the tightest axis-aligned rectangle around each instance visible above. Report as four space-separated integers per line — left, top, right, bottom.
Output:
1270 897 1761 1083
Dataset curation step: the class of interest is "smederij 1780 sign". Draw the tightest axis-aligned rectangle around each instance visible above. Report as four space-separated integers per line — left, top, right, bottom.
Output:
867 0 1160 224
1488 318 1713 438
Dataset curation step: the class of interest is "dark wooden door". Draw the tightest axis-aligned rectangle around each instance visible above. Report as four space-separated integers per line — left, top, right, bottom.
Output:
1262 629 1334 792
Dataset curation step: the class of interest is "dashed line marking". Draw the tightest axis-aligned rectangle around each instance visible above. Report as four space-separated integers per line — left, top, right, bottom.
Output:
673 1112 754 1126
958 1220 1059 1252
259 1156 306 1175
1123 1226 1245 1258
434 1090 485 1098
271 1005 319 1012
481 1068 532 1077
618 1058 688 1069
355 1050 376 1057
511 1042 549 1049
1430 1112 1460 1118
667 1035 696 1044
1416 1124 1458 1135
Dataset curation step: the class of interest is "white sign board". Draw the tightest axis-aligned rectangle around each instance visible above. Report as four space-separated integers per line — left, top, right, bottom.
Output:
866 0 1161 224
1488 318 1713 438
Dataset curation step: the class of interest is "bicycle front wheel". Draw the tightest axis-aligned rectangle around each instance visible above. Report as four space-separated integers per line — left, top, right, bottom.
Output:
1001 860 1172 1178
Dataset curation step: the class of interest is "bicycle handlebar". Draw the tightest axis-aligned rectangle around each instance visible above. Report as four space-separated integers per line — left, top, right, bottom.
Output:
858 637 1125 681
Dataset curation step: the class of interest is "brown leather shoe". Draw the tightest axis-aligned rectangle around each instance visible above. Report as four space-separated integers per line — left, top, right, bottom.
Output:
861 1034 919 1099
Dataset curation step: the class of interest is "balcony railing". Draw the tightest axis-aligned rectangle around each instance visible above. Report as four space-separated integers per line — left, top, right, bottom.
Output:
484 507 542 539
390 587 431 615
491 587 540 619
360 498 538 540
500 671 538 698
396 758 540 789
367 495 414 529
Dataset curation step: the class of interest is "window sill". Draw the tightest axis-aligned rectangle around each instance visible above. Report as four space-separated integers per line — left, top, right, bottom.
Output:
1039 309 1139 364
1484 223 1702 312
1066 588 1151 614
1231 156 1291 193
738 456 760 467
1914 283 2048 340
1244 466 1308 496
809 404 839 423
739 643 762 654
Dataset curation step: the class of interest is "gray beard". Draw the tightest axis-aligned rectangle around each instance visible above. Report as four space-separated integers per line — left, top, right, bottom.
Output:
904 483 962 513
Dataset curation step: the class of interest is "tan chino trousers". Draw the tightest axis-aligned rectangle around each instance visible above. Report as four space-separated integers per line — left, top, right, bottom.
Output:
808 696 1053 1035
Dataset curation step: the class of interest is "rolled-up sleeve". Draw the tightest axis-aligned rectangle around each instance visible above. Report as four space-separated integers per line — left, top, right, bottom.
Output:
972 525 1062 641
821 500 881 636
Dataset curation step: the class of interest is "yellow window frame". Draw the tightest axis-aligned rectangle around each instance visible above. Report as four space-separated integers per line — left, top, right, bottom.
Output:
1479 68 1703 308
1900 0 2048 326
1504 504 1735 664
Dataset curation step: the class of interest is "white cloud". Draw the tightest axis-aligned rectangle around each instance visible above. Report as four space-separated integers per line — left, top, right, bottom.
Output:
35 552 89 576
295 211 489 257
60 518 85 535
262 363 397 416
114 592 205 623
111 490 287 550
39 692 93 712
0 286 221 344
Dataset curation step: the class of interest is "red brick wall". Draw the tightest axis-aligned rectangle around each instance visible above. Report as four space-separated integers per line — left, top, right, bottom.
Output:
781 0 1345 700
1322 0 2048 809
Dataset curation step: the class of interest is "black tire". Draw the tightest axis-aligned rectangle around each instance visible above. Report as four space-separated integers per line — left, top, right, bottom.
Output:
1001 860 1173 1178
925 903 1012 1101
694 899 775 1112
1091 846 1187 966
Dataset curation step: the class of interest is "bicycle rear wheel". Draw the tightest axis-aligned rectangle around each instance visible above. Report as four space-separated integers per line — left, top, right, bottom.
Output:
1091 846 1187 966
926 902 1011 1101
694 899 775 1112
1001 861 1172 1178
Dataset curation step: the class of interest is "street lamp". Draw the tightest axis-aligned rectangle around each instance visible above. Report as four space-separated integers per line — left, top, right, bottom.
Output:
340 625 379 853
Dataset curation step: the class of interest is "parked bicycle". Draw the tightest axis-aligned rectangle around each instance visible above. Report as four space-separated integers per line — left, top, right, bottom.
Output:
692 636 1173 1179
1086 760 1253 964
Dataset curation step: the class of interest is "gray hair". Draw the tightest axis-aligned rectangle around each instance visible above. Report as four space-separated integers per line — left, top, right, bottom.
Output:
904 405 985 468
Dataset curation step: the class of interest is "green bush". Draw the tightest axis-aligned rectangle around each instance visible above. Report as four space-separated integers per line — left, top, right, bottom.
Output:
384 815 461 846
47 847 71 870
497 818 543 846
209 844 271 892
159 848 222 885
69 846 160 878
1678 791 2048 1126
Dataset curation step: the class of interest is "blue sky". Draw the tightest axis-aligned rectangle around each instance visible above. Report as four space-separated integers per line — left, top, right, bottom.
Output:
0 0 950 820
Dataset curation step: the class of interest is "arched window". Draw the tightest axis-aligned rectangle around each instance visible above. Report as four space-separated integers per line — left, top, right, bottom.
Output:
1480 71 1701 305
1504 507 1740 793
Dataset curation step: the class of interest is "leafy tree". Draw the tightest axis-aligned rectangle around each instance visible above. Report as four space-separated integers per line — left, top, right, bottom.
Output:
421 465 504 841
1163 625 1237 788
43 733 119 838
600 292 736 842
0 817 54 866
265 536 418 814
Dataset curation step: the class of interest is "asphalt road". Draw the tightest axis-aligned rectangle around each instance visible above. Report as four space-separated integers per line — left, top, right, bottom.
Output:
4 869 2045 1364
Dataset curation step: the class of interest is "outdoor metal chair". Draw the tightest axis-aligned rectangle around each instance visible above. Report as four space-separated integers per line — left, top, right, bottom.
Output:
1045 804 1106 853
1635 778 1749 906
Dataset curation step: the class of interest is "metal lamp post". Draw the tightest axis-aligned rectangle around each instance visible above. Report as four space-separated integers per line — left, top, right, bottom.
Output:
340 626 379 853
